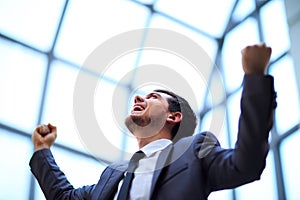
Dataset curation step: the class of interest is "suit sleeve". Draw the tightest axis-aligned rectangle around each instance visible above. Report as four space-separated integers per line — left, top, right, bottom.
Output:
29 148 95 200
197 75 277 192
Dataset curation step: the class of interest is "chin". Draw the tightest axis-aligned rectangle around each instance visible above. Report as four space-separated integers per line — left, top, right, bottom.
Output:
126 114 149 127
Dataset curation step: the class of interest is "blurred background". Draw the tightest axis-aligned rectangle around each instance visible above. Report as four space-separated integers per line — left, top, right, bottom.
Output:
0 0 299 199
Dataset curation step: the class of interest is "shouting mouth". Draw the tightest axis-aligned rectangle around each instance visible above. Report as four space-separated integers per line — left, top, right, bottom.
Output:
131 103 146 114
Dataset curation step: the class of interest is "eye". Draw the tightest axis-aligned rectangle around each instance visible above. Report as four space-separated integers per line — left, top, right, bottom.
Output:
146 94 158 99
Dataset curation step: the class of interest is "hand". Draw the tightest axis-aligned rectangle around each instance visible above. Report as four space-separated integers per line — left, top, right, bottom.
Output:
241 43 272 75
32 123 57 152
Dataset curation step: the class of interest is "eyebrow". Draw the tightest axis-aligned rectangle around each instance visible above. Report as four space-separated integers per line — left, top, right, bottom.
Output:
146 92 162 98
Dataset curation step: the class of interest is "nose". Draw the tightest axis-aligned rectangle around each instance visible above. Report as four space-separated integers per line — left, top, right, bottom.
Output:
134 95 144 103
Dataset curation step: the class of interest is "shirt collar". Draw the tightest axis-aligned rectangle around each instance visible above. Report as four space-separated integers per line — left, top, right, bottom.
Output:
140 139 172 157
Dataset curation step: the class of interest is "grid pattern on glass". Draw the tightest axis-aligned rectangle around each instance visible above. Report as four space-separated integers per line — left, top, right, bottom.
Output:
0 0 298 200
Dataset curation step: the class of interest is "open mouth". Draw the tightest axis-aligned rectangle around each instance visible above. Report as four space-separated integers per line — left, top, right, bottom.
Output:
132 104 146 113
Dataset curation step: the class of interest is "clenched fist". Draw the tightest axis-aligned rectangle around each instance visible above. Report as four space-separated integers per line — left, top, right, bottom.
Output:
241 43 272 75
32 123 57 152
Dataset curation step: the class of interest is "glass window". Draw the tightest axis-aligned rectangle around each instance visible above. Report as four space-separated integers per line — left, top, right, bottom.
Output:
260 0 290 61
95 81 130 160
41 61 86 151
0 0 65 50
270 55 300 134
155 0 236 37
232 0 255 21
222 17 259 91
150 13 218 59
200 106 229 148
0 38 47 132
0 1 298 200
0 129 31 199
226 88 242 147
208 189 232 200
281 130 300 200
54 0 149 65
206 69 226 107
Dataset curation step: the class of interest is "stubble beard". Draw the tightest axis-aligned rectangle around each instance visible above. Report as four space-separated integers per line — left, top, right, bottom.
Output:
125 113 167 139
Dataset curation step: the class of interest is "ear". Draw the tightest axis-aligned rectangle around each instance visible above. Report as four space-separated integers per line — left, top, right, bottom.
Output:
166 112 182 124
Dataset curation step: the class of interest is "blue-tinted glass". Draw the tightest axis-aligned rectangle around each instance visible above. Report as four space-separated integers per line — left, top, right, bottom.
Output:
149 13 218 111
42 61 87 151
235 151 277 200
260 0 290 60
222 17 260 91
149 14 218 60
95 81 130 160
270 55 300 134
0 129 31 199
34 179 46 200
43 61 125 161
135 0 155 3
155 0 236 37
226 89 243 148
232 0 255 21
0 38 47 132
200 106 229 148
0 0 65 50
54 0 149 65
208 189 232 200
281 130 300 200
206 69 226 107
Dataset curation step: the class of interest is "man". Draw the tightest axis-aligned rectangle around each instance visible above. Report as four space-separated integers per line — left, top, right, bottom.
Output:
30 43 277 200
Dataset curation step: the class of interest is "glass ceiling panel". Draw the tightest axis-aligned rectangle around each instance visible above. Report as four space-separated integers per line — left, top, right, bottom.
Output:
281 130 300 200
0 129 31 200
222 17 259 92
208 189 231 200
226 88 242 148
154 0 236 37
0 38 46 132
232 0 255 21
200 106 228 148
133 0 155 4
270 55 300 134
260 0 290 60
150 14 218 65
206 69 226 107
145 14 219 112
0 0 64 50
42 61 87 151
94 81 130 160
54 0 149 65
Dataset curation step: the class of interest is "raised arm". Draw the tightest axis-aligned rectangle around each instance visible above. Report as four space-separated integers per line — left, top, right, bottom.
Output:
201 44 276 191
30 124 95 199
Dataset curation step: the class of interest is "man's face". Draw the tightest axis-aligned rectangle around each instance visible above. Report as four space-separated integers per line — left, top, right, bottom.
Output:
125 92 172 138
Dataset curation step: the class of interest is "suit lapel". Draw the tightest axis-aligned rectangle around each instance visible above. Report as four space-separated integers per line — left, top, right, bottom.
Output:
94 162 128 200
150 144 173 197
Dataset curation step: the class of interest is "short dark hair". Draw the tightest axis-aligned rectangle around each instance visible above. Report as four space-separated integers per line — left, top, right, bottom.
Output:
154 89 197 142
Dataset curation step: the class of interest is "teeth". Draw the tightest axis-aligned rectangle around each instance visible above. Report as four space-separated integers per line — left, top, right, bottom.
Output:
133 105 143 111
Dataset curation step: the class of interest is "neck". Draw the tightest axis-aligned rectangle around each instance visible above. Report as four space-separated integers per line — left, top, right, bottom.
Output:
135 130 172 149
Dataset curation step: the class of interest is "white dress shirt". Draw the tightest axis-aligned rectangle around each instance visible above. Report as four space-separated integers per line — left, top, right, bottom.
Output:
114 139 172 200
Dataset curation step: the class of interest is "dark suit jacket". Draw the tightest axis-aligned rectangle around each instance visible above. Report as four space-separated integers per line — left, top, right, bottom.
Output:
30 75 277 200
